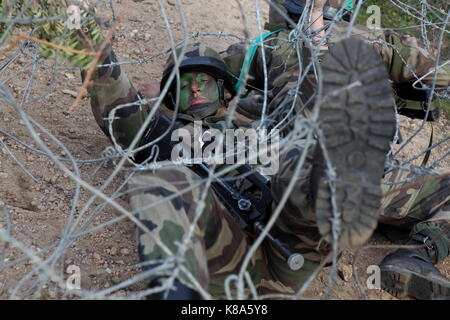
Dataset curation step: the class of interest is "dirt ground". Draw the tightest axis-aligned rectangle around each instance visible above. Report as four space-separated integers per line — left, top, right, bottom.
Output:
0 0 448 300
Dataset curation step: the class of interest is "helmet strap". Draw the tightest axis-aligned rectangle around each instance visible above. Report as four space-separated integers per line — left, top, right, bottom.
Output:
217 79 228 107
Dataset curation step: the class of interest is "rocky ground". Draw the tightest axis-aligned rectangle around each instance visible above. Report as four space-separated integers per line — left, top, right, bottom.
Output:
0 0 448 299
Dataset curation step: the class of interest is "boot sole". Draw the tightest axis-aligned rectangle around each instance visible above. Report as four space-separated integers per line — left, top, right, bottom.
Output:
381 265 450 300
315 38 396 248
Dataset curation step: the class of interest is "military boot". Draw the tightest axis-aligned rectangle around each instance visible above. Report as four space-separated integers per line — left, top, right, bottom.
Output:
381 236 450 300
314 38 396 249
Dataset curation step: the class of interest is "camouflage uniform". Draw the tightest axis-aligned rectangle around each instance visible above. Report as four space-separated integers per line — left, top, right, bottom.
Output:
86 25 450 297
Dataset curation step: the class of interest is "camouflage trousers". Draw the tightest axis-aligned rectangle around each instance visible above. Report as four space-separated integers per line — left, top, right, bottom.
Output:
129 165 318 298
129 151 450 298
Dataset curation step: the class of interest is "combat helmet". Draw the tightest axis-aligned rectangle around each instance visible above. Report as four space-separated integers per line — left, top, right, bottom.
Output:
160 43 237 116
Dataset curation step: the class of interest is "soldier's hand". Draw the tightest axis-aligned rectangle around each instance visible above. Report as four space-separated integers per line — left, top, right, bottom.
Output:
139 82 161 99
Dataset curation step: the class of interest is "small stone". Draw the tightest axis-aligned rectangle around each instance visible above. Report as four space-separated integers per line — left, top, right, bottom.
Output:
93 253 101 260
0 172 9 179
120 248 130 256
113 290 126 297
48 288 57 298
110 247 118 256
144 33 151 41
50 176 58 184
338 264 353 282
167 0 175 6
128 16 141 22
111 276 121 284
62 89 78 98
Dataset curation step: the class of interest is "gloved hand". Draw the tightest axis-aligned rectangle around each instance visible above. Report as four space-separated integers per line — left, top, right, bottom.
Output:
235 95 265 120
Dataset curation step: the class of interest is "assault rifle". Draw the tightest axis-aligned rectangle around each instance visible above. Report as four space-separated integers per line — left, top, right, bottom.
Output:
135 114 304 271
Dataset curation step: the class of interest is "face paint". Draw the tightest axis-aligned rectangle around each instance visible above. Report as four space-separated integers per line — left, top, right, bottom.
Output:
178 72 220 111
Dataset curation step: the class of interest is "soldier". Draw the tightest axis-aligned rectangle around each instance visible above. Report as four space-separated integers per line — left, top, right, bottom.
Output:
85 1 450 299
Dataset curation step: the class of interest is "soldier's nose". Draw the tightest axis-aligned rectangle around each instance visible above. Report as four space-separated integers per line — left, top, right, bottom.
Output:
191 83 200 94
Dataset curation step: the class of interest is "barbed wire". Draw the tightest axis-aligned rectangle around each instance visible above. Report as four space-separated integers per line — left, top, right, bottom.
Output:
0 0 448 300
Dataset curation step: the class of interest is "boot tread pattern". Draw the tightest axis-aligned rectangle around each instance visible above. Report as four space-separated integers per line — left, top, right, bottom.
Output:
381 265 450 300
315 38 396 248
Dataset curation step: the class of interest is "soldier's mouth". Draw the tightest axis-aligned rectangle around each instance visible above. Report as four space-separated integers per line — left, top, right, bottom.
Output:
190 97 207 106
